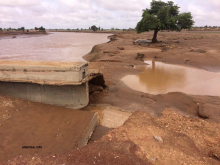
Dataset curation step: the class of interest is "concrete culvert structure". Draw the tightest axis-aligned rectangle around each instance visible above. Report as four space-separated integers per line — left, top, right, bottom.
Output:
0 61 105 109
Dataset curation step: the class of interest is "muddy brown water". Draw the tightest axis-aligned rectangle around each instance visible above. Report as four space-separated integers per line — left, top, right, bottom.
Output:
0 33 110 162
122 60 220 96
0 32 110 61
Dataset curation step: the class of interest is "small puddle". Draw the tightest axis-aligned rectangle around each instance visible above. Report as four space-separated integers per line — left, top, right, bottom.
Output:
122 60 220 96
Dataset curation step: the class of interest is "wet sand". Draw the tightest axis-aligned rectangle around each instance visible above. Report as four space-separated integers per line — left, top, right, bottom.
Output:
1 31 220 164
0 95 96 162
84 31 220 122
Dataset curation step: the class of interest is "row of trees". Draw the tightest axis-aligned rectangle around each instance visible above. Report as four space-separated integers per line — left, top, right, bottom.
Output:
0 0 217 41
0 27 25 31
0 26 46 32
35 26 46 31
46 25 220 32
89 25 133 31
49 27 135 31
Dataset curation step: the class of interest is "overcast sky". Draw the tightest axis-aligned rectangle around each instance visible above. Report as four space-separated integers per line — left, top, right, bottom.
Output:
0 0 219 29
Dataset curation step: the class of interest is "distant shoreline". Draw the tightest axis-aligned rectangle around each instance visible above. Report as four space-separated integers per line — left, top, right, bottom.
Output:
0 31 48 39
48 30 117 34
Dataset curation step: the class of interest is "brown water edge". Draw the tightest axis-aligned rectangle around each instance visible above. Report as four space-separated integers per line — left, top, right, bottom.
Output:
121 60 220 96
0 33 114 162
0 32 111 62
0 95 97 162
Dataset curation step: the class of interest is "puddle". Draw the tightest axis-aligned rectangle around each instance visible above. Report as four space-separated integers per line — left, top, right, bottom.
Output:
122 60 220 96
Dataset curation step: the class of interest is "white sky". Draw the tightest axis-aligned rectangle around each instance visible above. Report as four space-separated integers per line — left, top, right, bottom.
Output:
0 0 219 29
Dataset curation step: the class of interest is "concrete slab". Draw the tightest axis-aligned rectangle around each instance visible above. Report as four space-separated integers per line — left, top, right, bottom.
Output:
0 61 88 85
0 95 97 162
0 61 91 109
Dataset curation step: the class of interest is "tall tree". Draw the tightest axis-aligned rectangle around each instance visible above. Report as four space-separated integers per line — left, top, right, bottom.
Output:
91 25 98 31
38 26 45 31
136 0 194 43
20 27 25 31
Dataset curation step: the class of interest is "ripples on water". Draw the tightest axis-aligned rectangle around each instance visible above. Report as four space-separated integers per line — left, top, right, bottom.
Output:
0 32 110 62
122 60 220 96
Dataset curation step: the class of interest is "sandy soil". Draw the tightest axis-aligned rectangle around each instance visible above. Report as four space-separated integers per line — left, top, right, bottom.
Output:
1 110 219 164
1 30 220 164
0 95 96 163
85 31 220 122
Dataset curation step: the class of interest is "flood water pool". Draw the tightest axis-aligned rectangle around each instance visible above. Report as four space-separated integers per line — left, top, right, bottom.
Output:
0 32 110 62
122 60 220 96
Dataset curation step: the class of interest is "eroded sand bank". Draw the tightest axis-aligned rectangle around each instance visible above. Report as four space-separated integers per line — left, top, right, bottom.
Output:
1 31 220 164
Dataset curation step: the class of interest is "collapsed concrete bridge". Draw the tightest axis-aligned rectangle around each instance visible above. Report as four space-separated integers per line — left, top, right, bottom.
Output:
0 61 103 109
0 61 108 159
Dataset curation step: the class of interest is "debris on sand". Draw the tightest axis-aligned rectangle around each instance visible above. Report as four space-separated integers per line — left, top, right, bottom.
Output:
190 49 206 53
135 53 145 61
197 103 209 119
89 84 104 94
3 109 220 165
154 136 163 143
117 47 124 50
133 39 151 43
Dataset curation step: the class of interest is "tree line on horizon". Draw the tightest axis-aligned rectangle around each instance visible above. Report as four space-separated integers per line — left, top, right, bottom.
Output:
49 27 136 31
0 26 46 32
1 0 220 37
1 25 220 33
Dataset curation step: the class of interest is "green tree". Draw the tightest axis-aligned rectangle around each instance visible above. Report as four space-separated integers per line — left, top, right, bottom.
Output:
39 26 45 31
91 25 98 31
136 0 194 43
20 27 25 31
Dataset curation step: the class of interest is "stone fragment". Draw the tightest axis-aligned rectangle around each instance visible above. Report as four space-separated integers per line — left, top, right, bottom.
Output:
135 53 145 61
154 136 163 143
133 39 151 43
89 84 104 93
117 47 124 50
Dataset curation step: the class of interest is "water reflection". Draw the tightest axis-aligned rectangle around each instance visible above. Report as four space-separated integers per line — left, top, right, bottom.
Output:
122 60 220 96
